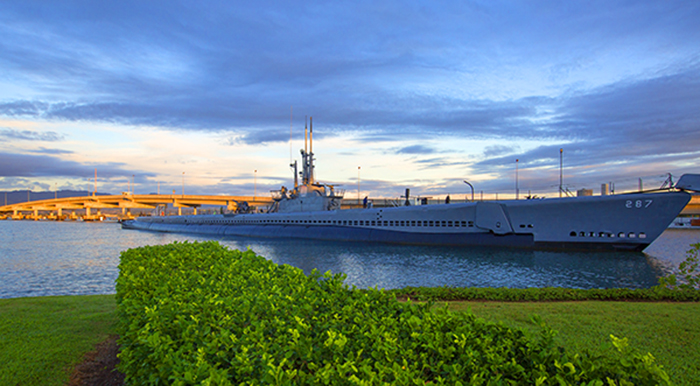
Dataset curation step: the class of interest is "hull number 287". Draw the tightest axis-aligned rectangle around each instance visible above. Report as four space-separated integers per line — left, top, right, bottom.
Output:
626 199 652 209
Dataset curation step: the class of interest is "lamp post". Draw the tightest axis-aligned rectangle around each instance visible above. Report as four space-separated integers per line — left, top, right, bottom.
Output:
182 172 185 197
463 181 474 202
515 159 519 200
254 170 257 200
357 166 361 205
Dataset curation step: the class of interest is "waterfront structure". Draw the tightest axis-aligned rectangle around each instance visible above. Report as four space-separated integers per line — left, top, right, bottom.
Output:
0 193 273 221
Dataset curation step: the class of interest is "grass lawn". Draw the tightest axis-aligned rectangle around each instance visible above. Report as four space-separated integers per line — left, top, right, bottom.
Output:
446 301 700 386
0 294 117 386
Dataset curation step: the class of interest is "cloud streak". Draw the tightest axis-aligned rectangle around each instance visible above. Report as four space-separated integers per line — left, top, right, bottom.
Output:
0 152 152 179
0 128 64 141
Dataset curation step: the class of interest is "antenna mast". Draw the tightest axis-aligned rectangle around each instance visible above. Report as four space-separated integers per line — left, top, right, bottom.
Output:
304 116 308 156
302 117 308 184
289 107 298 188
309 117 314 184
559 148 563 198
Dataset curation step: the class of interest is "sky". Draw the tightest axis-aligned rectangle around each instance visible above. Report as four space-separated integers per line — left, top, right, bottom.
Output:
1 0 699 201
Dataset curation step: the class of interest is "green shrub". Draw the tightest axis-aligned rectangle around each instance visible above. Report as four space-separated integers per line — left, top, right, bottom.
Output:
116 241 672 385
391 284 700 302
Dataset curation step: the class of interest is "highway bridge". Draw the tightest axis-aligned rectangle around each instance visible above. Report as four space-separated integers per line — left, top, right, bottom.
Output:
0 193 275 221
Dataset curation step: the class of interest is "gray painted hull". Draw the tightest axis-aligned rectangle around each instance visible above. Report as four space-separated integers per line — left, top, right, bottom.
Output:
121 191 691 251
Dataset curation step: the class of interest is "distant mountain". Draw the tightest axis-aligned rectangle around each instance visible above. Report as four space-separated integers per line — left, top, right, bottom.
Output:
0 190 112 206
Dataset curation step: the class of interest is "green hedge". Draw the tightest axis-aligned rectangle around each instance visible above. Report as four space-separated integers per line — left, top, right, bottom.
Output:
116 241 672 385
389 286 700 302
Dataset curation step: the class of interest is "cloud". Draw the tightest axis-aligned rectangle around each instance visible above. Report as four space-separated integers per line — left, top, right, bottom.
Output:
0 128 64 141
483 145 519 158
0 151 153 179
229 130 295 146
29 147 74 155
395 145 435 155
412 157 470 170
0 101 48 116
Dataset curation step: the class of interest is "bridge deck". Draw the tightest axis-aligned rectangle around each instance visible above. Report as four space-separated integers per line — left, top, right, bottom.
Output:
0 193 274 219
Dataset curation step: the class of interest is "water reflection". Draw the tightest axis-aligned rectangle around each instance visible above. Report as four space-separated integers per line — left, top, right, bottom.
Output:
216 238 664 289
0 221 698 298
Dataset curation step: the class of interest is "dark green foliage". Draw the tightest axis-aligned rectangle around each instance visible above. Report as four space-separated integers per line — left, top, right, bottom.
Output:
116 241 672 385
391 284 700 302
392 244 700 303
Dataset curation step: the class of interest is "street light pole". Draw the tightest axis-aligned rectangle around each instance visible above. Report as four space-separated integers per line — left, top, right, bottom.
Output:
357 166 361 205
254 170 257 200
463 181 474 201
515 159 519 200
182 172 185 197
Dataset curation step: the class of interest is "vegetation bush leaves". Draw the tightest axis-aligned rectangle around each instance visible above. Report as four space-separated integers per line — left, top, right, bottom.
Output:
116 241 672 385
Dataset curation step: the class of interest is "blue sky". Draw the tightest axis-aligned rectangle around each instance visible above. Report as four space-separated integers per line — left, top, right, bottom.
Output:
1 1 699 200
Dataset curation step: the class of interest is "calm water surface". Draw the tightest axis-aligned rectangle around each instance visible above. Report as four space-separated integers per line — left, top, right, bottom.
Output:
0 220 698 298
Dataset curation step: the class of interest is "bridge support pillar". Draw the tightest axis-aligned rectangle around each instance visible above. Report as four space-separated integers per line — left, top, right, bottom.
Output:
57 208 62 220
34 209 38 220
178 207 182 215
193 207 197 215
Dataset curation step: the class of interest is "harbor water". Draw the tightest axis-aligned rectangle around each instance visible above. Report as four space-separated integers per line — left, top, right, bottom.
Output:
0 220 698 299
